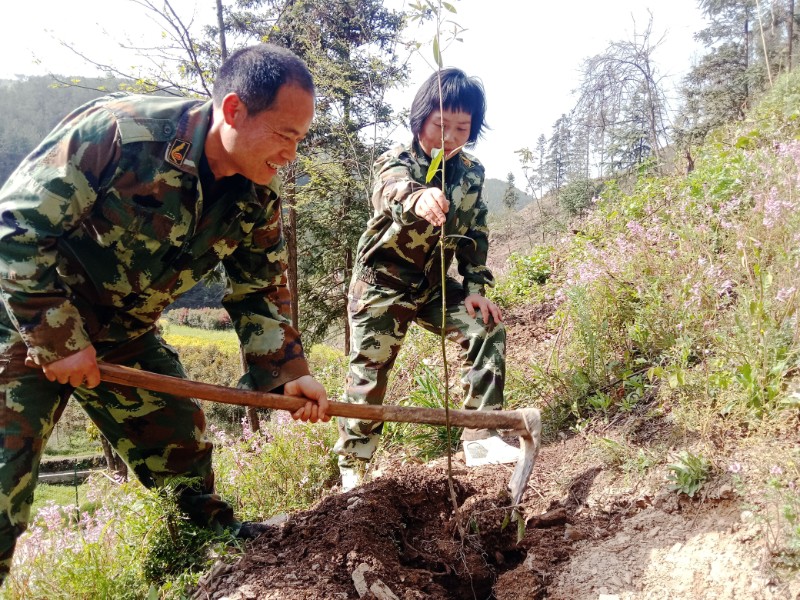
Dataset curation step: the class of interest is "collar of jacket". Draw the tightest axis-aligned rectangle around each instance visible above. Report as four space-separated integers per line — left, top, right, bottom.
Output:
165 99 213 176
166 99 282 199
409 139 467 184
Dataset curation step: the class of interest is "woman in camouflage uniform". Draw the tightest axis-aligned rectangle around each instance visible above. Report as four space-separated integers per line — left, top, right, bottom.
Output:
334 68 518 490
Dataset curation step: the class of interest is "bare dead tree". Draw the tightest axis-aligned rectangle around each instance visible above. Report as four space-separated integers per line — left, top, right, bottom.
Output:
572 13 670 174
51 0 221 97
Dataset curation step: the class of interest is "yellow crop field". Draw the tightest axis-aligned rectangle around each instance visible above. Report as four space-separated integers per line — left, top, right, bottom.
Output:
160 324 239 354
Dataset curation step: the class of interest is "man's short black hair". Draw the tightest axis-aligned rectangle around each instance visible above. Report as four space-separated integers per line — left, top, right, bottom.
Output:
212 43 315 114
408 68 487 146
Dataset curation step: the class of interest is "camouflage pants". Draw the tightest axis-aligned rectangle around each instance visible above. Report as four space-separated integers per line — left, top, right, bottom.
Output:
334 276 506 468
0 317 235 584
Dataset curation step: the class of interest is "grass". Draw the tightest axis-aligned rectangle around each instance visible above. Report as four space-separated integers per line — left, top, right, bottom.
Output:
41 434 98 457
30 483 88 519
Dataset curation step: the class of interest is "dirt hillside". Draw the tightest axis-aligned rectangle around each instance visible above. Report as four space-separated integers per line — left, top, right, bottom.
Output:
192 296 800 599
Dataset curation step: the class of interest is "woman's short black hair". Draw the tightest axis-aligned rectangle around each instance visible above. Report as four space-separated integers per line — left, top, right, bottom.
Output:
408 68 487 146
212 43 314 115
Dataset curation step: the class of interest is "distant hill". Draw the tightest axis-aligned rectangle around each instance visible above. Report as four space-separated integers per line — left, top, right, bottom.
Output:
0 75 129 185
482 177 534 213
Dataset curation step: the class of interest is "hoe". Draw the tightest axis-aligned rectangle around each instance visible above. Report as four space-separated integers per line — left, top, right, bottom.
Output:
98 363 541 507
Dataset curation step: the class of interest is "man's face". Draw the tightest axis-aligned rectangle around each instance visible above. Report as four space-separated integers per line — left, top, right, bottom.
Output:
224 84 315 185
418 109 472 160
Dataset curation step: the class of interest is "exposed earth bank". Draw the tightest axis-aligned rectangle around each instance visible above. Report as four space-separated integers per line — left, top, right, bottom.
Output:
193 268 799 600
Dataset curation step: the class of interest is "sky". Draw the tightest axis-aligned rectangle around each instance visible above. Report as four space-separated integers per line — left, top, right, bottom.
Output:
2 0 706 186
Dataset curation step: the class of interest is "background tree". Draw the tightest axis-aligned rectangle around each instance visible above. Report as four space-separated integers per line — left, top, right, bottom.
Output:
546 113 571 192
502 171 519 210
559 177 597 218
533 134 548 199
675 0 756 152
606 87 655 171
516 141 561 243
0 76 123 185
566 117 591 180
224 0 408 350
571 15 669 174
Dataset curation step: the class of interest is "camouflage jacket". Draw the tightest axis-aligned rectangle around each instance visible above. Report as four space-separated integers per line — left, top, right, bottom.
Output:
0 93 309 391
355 141 494 296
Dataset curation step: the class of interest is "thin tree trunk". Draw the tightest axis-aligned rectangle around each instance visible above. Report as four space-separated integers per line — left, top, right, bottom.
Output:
283 167 299 330
537 198 546 243
343 247 352 356
342 93 354 357
100 436 128 481
114 454 128 481
287 203 299 330
756 0 774 86
241 347 260 432
100 436 115 472
790 0 795 71
216 0 228 60
745 16 751 108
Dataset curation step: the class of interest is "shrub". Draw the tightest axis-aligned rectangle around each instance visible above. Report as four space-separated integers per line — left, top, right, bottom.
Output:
211 415 339 519
163 307 232 330
559 177 601 216
489 246 553 309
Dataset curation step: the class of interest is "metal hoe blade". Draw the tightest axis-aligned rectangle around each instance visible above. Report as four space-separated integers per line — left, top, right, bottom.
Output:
507 408 541 508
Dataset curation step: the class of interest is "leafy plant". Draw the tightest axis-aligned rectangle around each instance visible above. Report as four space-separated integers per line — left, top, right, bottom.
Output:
488 246 553 309
139 484 225 586
383 363 462 461
4 477 234 600
666 451 712 497
211 414 339 519
762 464 800 571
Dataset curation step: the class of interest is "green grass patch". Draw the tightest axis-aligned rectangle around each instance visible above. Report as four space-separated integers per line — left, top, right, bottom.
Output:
42 432 98 457
30 483 88 519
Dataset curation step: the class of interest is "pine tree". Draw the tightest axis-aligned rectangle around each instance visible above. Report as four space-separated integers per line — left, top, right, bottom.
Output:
502 172 519 211
546 114 571 192
675 0 757 150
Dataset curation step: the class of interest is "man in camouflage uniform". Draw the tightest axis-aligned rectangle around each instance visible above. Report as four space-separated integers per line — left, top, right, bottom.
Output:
0 43 329 583
334 68 518 490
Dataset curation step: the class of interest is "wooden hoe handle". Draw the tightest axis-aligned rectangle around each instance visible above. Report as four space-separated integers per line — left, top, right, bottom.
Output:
98 363 527 431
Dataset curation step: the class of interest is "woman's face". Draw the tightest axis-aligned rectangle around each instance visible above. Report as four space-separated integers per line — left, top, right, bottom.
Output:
418 109 472 160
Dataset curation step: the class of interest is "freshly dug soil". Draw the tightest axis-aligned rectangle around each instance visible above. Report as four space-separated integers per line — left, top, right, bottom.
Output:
192 439 798 600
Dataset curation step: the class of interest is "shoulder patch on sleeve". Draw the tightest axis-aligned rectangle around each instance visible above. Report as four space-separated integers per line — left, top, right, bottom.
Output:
167 139 192 166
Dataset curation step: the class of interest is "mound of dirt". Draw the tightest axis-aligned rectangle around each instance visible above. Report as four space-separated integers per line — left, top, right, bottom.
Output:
193 454 560 600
